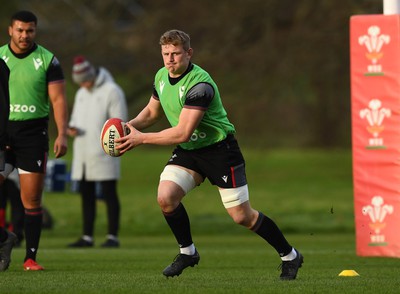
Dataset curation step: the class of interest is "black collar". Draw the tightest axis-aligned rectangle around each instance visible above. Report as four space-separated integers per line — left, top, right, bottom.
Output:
8 43 38 59
168 62 194 85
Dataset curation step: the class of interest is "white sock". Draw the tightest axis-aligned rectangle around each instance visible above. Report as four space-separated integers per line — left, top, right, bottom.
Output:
281 248 297 261
180 243 196 255
82 235 93 242
106 234 118 241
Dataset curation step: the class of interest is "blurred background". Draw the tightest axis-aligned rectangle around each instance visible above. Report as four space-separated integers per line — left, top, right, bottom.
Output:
0 0 383 149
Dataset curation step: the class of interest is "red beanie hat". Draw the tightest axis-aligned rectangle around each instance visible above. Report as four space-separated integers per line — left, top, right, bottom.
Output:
72 55 96 84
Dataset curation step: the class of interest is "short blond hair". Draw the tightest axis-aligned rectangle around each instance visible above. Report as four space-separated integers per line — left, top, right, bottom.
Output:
159 29 191 51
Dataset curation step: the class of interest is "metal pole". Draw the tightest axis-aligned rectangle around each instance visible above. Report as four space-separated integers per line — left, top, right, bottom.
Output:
384 0 400 14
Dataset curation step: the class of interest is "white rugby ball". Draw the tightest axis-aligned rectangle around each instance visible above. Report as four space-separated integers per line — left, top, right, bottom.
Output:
100 118 128 157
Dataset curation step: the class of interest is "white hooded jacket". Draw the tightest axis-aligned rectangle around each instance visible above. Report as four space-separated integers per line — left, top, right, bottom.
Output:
69 67 128 181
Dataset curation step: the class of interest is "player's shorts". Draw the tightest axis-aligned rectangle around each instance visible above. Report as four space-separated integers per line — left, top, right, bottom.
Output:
166 134 247 189
5 118 49 173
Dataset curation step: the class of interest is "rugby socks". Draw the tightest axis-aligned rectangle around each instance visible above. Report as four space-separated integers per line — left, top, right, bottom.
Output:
163 203 194 250
251 212 293 258
24 207 43 261
281 247 297 261
180 243 196 255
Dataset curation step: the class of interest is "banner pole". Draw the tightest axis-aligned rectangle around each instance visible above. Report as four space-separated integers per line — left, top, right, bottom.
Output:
384 0 400 14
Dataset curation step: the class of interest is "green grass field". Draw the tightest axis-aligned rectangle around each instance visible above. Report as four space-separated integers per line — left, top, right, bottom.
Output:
1 148 399 293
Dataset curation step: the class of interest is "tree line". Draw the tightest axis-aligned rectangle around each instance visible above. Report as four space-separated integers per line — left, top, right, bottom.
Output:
0 0 383 148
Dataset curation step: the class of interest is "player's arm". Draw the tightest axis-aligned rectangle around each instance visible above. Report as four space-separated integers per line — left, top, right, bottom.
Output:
117 82 213 153
118 107 204 153
0 60 10 151
128 95 164 130
48 81 68 158
47 56 68 158
0 60 10 171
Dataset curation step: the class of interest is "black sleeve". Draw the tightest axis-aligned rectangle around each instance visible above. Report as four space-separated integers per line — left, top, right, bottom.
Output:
184 82 215 110
0 59 10 148
47 56 65 83
152 84 159 100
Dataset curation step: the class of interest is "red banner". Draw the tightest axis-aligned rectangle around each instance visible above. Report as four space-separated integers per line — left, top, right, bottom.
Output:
351 14 400 257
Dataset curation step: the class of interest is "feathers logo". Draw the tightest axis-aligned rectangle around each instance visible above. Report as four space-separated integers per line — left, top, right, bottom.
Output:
359 99 391 149
362 196 393 246
358 25 390 76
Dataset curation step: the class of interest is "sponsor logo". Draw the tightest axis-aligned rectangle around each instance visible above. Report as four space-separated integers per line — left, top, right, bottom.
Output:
362 196 393 246
222 175 228 183
359 99 391 149
103 129 116 156
168 154 177 162
33 57 43 70
358 25 390 76
179 86 185 99
190 132 206 142
10 104 37 113
159 80 165 94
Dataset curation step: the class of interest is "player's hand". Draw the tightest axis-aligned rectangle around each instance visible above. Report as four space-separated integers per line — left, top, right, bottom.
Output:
54 134 68 158
115 123 142 154
67 127 83 137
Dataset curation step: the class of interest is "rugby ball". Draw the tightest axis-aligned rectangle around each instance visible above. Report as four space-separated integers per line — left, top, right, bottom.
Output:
100 118 129 157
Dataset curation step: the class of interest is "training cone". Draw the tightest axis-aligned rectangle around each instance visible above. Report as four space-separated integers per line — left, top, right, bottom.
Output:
338 270 360 277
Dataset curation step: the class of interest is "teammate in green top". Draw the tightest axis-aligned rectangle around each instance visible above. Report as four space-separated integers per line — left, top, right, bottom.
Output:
116 29 303 280
0 11 68 271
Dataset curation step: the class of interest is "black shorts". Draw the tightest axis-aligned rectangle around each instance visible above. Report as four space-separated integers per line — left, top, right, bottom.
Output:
166 135 247 188
5 118 49 173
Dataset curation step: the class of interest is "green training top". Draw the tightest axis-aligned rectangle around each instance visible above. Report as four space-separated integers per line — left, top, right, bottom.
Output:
0 44 53 121
154 64 235 150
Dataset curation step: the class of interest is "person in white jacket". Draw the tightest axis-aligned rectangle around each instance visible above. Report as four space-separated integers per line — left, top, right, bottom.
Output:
67 56 127 248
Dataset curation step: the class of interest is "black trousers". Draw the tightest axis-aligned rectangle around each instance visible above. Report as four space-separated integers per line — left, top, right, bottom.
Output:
79 177 120 237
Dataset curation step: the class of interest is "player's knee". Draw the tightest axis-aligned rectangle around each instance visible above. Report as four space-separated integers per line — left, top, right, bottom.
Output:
231 213 250 226
157 183 184 212
22 197 41 209
230 208 257 228
156 193 170 210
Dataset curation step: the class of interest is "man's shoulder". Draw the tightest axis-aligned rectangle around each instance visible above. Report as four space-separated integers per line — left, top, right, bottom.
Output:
155 67 167 77
34 44 54 56
0 44 8 54
190 64 211 78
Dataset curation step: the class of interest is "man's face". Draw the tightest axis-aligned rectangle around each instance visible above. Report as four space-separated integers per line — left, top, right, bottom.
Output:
8 20 36 54
161 44 192 78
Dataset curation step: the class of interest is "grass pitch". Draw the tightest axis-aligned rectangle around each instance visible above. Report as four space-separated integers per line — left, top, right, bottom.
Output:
1 148 399 293
2 234 399 293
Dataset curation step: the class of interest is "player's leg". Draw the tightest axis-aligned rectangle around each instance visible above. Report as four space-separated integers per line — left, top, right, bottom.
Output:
19 171 45 271
158 164 202 277
0 225 17 271
0 171 17 271
0 165 18 271
0 149 5 174
8 178 25 246
100 180 120 247
220 186 303 280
